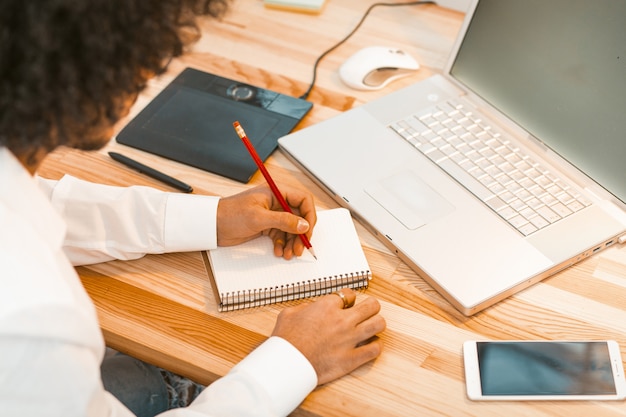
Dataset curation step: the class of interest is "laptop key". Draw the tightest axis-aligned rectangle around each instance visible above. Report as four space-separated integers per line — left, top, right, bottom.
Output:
537 205 561 223
437 158 494 201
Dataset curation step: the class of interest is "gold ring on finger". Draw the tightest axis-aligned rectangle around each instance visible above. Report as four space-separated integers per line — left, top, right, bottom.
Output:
333 290 352 309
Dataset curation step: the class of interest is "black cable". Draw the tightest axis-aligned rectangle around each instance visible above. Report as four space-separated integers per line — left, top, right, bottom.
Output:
299 1 436 100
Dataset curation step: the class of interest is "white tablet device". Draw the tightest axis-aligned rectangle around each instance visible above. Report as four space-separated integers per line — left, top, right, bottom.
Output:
463 340 626 401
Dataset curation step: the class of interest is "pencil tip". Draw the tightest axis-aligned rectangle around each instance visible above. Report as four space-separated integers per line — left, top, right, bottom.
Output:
308 247 317 260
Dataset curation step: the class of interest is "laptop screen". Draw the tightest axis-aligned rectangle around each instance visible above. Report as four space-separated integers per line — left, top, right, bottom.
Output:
449 0 626 204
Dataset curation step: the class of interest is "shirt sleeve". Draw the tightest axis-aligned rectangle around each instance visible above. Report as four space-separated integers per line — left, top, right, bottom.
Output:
38 175 220 266
3 317 316 417
162 337 318 417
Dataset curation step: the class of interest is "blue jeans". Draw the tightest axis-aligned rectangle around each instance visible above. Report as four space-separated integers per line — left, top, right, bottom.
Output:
101 352 204 417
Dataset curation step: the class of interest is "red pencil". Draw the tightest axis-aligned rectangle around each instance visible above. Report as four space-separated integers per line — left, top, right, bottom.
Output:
233 121 317 259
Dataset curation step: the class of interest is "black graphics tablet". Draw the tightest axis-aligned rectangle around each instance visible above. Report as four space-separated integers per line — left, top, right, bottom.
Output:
116 68 313 183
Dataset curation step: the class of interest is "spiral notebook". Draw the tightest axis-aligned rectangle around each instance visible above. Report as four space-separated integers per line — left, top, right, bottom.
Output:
202 208 371 312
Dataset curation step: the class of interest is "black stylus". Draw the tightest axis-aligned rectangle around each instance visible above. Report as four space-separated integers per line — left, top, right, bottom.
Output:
108 152 193 193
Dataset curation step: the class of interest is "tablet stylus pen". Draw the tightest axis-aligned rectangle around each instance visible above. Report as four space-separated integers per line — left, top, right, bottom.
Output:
108 152 193 193
233 121 317 260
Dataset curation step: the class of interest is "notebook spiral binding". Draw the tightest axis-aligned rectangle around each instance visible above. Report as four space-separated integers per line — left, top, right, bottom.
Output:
219 270 371 312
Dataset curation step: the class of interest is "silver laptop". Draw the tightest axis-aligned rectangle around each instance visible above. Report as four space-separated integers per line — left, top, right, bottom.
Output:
278 0 626 315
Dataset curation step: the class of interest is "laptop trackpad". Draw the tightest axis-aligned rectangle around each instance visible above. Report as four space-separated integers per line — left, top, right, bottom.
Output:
364 171 455 230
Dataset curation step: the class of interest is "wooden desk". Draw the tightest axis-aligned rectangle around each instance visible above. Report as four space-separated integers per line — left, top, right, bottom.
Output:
39 1 626 415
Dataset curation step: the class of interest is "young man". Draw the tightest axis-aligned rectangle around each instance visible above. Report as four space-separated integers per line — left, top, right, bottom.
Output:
0 1 386 416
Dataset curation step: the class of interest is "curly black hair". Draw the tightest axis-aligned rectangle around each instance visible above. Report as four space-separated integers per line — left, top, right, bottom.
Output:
0 0 229 162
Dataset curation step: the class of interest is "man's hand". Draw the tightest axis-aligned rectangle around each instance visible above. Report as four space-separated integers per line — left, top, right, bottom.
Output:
216 184 317 259
271 288 386 385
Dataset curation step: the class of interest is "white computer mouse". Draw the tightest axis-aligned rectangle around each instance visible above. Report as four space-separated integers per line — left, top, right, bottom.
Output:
338 46 420 91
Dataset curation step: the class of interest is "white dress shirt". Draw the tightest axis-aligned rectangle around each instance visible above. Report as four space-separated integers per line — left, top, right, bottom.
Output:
0 147 317 417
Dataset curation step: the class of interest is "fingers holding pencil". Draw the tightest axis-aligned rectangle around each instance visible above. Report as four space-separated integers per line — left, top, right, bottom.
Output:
266 208 315 259
216 184 317 259
233 121 318 259
269 185 317 234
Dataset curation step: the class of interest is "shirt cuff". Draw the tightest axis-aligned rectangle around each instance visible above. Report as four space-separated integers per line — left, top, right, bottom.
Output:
163 193 220 252
233 336 318 416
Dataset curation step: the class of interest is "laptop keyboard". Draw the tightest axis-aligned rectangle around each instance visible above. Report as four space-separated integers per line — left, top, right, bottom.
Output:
389 100 591 236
